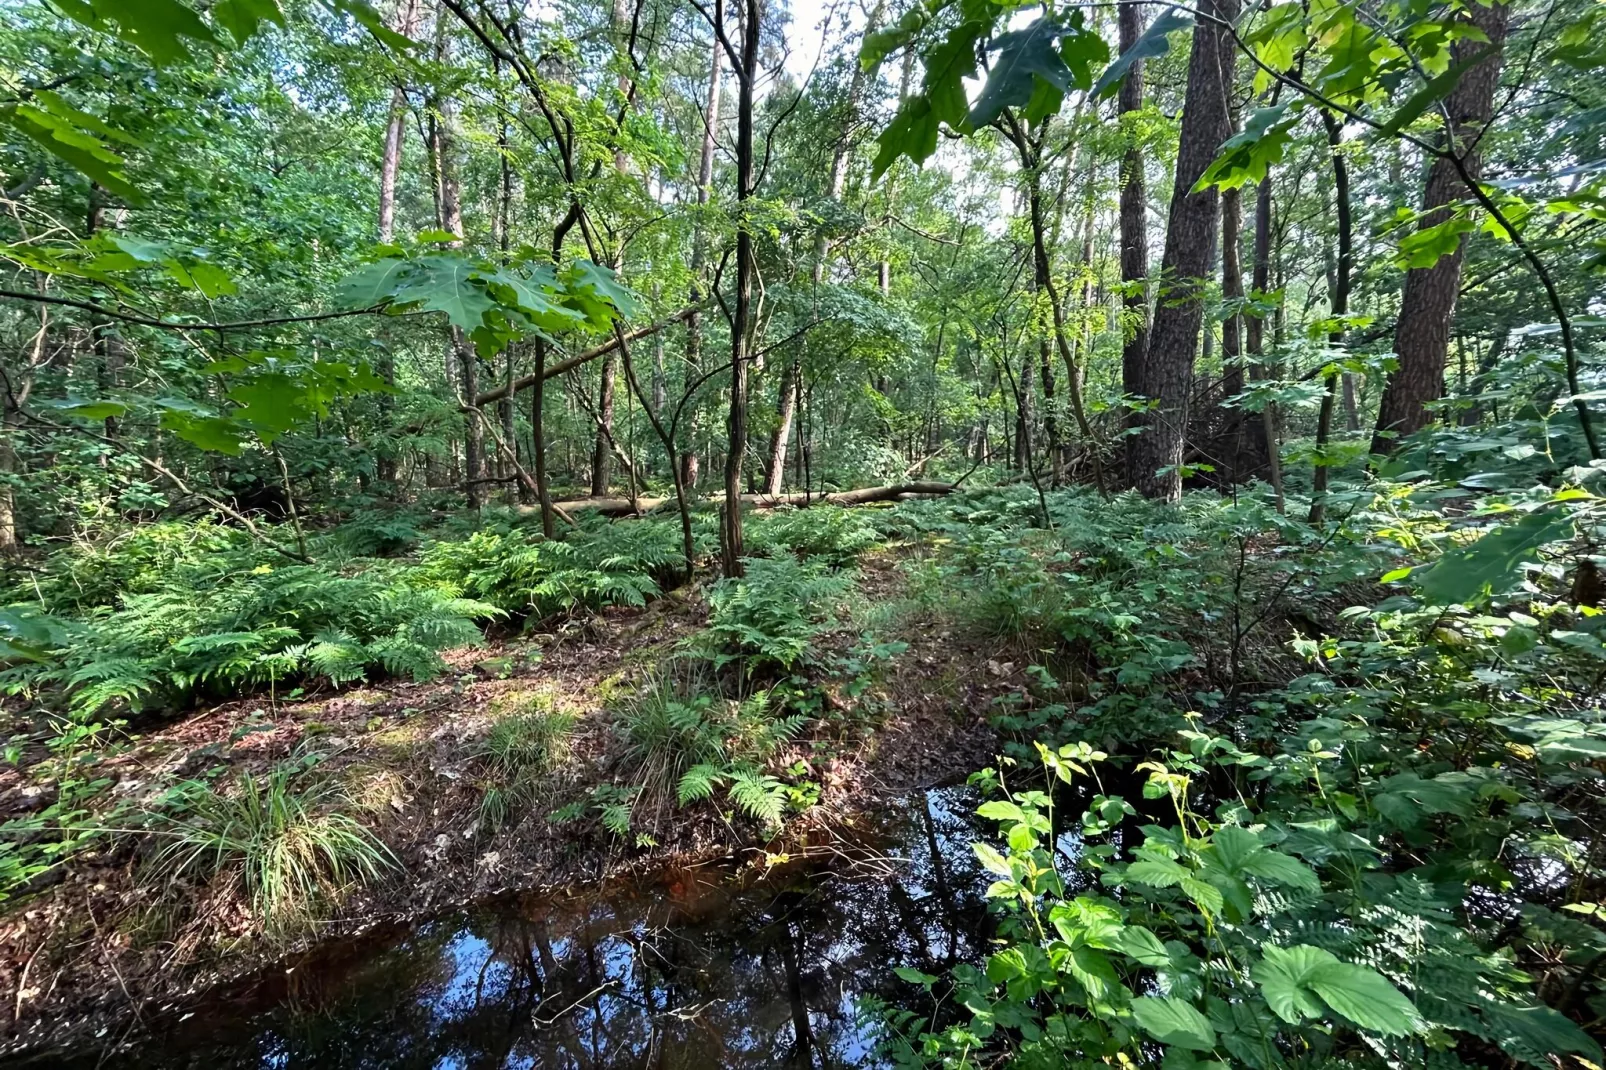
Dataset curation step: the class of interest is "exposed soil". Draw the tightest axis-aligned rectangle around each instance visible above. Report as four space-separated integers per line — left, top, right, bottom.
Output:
0 552 1020 1058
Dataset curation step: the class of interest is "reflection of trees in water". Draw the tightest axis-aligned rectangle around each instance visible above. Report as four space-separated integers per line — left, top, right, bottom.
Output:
109 790 994 1070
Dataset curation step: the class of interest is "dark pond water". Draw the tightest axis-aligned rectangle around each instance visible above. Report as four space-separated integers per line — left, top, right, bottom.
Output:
55 787 996 1069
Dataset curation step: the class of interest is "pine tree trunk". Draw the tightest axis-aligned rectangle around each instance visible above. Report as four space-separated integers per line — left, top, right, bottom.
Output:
1372 1 1509 454
1118 0 1150 486
1127 0 1238 501
1311 113 1352 524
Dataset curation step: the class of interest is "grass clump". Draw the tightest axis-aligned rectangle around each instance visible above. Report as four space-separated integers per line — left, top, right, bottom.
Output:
475 691 576 831
145 763 396 936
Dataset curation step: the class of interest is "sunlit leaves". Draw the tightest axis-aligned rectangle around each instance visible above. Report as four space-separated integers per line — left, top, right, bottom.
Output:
1416 506 1577 605
3 95 143 203
336 251 634 345
1194 104 1299 192
1254 945 1421 1036
1131 996 1217 1051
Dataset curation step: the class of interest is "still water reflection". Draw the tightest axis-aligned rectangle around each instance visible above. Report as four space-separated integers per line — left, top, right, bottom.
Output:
77 787 993 1069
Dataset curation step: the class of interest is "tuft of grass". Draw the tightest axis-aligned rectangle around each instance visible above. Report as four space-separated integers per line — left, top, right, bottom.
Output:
475 691 576 831
145 764 397 936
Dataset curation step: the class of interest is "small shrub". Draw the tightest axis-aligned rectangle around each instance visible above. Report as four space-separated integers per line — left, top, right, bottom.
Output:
700 556 855 676
746 506 883 565
615 667 807 829
145 763 396 934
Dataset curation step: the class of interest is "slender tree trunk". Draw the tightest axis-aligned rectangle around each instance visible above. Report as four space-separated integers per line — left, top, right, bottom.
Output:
377 0 419 245
1221 185 1245 478
682 33 721 491
1311 113 1352 524
764 2 885 495
1127 0 1238 501
1118 0 1150 486
1250 174 1285 514
721 0 758 578
1372 1 1509 454
428 16 482 509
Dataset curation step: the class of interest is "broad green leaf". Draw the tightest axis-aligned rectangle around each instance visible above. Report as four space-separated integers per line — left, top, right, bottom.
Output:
392 254 497 331
1306 960 1419 1036
328 0 417 49
1093 8 1190 98
1180 875 1224 916
59 0 220 65
1417 507 1576 605
1127 857 1189 887
1238 849 1322 891
337 258 416 308
1482 1000 1603 1066
1381 45 1494 135
42 398 128 421
1131 996 1216 1051
7 109 141 203
228 372 311 443
893 965 938 986
1395 215 1475 269
973 842 1013 877
1194 104 1298 192
977 799 1027 824
214 0 285 44
1255 944 1419 1036
969 19 1077 129
872 95 939 181
1110 926 1170 966
564 259 640 321
925 23 984 126
1254 944 1331 1023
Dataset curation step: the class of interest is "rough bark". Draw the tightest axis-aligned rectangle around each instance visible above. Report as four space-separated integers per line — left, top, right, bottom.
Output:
1372 2 1509 454
1127 0 1238 501
427 15 482 508
377 0 419 244
1118 0 1150 482
721 0 759 578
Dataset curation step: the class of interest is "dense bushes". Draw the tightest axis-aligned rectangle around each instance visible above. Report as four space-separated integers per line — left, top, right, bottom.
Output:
420 515 688 619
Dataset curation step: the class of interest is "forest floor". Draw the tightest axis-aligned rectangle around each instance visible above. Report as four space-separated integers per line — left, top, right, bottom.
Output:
0 550 1014 1055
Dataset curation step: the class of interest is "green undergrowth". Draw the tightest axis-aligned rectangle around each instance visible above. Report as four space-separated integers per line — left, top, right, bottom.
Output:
862 482 1606 1068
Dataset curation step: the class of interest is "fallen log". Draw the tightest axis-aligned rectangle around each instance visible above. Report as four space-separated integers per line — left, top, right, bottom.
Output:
543 480 957 517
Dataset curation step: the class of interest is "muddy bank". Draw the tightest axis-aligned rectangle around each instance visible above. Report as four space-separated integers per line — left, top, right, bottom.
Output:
0 556 1013 1059
11 785 995 1068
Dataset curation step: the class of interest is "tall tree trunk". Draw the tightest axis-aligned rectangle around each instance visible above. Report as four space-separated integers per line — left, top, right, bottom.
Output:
1249 175 1284 512
589 0 638 497
1127 0 1238 501
721 0 758 578
682 33 721 490
428 17 482 509
373 0 418 487
1372 1 1509 454
377 0 419 245
1311 113 1351 524
1118 0 1150 486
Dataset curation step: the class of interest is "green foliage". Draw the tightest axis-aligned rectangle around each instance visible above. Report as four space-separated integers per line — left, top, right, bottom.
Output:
420 516 683 620
8 550 499 718
614 667 808 830
700 556 856 676
744 505 885 565
145 760 396 934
